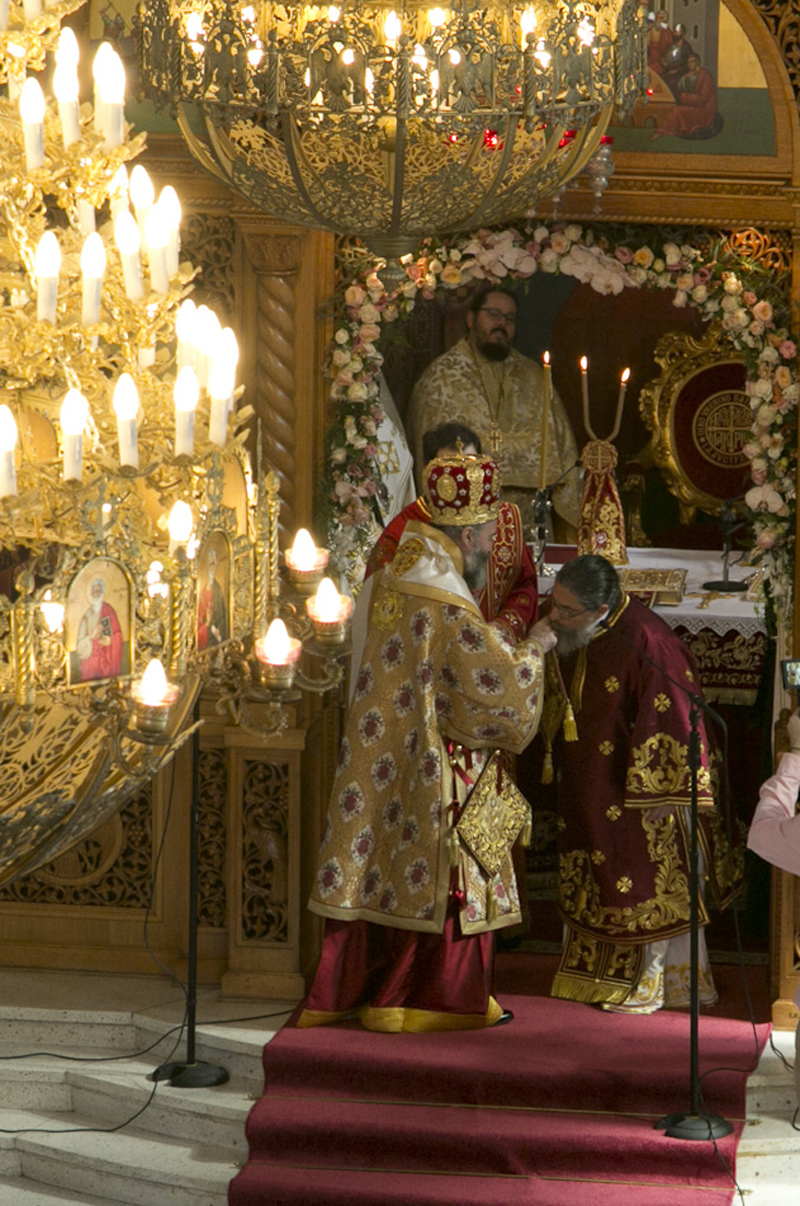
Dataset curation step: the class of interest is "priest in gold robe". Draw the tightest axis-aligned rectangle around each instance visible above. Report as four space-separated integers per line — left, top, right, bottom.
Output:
405 284 581 541
299 450 555 1033
530 555 743 1013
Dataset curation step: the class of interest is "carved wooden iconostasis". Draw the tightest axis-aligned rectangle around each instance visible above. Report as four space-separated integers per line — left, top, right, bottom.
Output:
0 0 798 1021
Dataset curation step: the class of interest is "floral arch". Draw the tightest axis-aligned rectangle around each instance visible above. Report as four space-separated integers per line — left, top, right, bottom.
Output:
321 223 797 624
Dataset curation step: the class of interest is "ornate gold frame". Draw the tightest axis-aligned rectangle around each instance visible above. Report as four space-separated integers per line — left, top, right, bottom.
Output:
636 325 749 524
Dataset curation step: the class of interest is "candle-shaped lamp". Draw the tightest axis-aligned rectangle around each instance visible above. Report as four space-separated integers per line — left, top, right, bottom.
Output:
34 231 60 323
0 0 10 31
80 231 106 326
97 46 125 148
113 209 144 302
175 298 197 372
0 404 18 498
285 527 329 594
144 202 169 295
168 499 194 554
113 373 139 469
132 658 179 736
129 164 154 246
22 0 42 21
254 617 303 690
60 388 89 481
40 589 65 633
540 350 551 490
92 42 114 134
193 304 221 392
174 365 198 458
208 359 235 446
306 576 353 645
53 33 80 148
20 78 45 172
159 185 182 278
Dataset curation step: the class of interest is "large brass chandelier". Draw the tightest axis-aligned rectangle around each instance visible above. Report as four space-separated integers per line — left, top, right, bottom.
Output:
138 0 648 259
0 1 350 888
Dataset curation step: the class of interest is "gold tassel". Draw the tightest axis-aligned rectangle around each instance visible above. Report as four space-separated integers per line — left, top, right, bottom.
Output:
542 748 554 785
521 813 532 847
487 887 498 921
448 828 461 868
563 702 578 742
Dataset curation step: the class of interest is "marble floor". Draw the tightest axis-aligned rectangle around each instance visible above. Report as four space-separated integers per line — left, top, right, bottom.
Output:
0 967 796 1205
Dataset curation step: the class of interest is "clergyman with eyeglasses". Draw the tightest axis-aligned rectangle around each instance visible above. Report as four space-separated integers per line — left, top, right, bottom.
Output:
406 281 581 542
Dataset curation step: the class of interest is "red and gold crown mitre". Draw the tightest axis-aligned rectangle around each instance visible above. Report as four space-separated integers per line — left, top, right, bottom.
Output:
423 453 502 526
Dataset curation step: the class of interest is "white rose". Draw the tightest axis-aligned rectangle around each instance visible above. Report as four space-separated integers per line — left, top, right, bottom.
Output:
676 273 694 291
539 248 560 273
756 404 776 426
672 290 688 308
663 243 681 266
348 382 368 402
334 327 350 344
691 284 708 303
332 348 351 366
564 224 583 242
720 294 739 312
723 276 742 295
534 226 550 243
753 378 773 400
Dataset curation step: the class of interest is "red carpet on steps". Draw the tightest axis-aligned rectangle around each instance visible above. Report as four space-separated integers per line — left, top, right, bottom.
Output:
229 954 771 1206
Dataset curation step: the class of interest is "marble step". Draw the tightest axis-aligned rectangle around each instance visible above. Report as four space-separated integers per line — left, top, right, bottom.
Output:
1 1108 235 1206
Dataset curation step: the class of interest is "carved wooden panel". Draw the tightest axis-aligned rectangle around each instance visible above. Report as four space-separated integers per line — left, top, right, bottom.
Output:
198 747 227 929
241 757 290 944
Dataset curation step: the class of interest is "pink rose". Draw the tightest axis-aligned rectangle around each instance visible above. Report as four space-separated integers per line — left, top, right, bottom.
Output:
742 291 757 307
752 300 773 323
779 339 797 360
755 528 776 549
614 246 634 263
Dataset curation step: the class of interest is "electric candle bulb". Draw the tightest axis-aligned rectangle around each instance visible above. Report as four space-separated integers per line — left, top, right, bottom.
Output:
34 231 60 323
0 0 9 32
173 365 199 457
60 389 89 481
40 589 64 633
19 78 45 172
96 45 125 148
254 618 303 685
208 360 235 446
287 528 327 573
219 326 239 370
56 26 79 67
114 209 144 302
312 577 343 622
132 659 179 733
129 164 154 246
92 42 114 133
80 232 106 326
53 58 80 148
144 202 169 295
22 0 41 20
0 404 18 498
175 298 197 372
136 658 173 706
168 499 194 551
193 305 221 392
384 10 401 42
158 185 182 277
112 373 139 468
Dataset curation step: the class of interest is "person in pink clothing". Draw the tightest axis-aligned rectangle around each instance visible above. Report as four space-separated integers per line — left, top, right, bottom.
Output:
747 709 800 1114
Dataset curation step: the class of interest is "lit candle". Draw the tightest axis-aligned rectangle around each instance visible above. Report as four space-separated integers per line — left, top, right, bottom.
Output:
60 388 89 481
175 298 197 372
174 365 198 457
114 210 144 302
193 304 221 392
168 499 194 554
208 359 235 446
144 202 169 295
132 658 179 735
158 185 181 278
129 164 154 247
540 351 551 490
40 589 64 633
22 0 41 20
609 367 631 442
0 404 18 497
53 41 80 149
80 231 106 326
254 617 303 688
109 165 129 221
306 576 353 644
97 46 125 148
92 43 114 135
113 373 139 468
580 354 589 429
19 78 45 172
34 231 61 324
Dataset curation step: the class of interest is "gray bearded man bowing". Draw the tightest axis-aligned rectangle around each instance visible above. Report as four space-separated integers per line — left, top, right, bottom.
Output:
299 449 555 1033
529 555 743 1013
406 282 581 542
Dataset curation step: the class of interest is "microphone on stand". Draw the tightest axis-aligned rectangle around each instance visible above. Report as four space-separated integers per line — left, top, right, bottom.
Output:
702 496 749 593
532 459 581 568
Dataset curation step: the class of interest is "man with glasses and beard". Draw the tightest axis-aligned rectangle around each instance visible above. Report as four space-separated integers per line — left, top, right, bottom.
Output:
406 283 580 541
529 554 743 1013
298 449 555 1033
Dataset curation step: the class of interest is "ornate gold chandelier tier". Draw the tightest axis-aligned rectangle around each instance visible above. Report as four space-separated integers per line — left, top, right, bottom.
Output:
137 0 648 256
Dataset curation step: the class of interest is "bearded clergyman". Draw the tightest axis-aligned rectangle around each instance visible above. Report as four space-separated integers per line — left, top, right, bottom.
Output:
405 283 581 542
529 554 744 1013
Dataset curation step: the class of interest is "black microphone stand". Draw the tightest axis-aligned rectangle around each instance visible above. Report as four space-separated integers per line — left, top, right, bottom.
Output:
593 619 733 1140
702 499 747 593
531 460 581 573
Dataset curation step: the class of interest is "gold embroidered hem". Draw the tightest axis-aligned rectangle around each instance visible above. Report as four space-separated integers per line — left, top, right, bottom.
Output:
551 926 645 1006
359 996 503 1033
